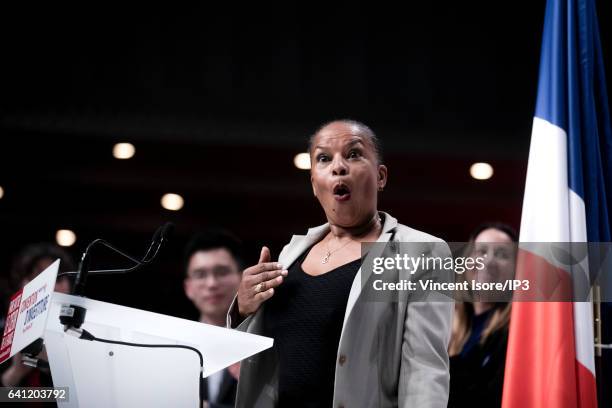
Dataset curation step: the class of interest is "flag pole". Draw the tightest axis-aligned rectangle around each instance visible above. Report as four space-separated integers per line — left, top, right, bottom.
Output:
593 284 609 405
594 285 602 357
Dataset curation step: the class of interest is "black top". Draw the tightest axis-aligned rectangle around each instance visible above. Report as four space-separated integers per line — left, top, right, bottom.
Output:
448 313 509 408
262 248 361 408
459 309 494 358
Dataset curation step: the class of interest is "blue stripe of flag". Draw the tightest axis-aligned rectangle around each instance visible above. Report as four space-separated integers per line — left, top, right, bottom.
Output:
534 0 612 243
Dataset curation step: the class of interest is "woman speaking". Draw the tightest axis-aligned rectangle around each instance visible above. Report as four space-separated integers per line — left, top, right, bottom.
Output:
228 120 453 408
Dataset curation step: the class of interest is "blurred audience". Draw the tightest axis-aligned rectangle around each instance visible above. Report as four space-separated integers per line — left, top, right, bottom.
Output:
448 223 518 408
183 230 242 408
1 243 74 389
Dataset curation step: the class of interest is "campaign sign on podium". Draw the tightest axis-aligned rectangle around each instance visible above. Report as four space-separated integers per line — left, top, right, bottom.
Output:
0 259 59 364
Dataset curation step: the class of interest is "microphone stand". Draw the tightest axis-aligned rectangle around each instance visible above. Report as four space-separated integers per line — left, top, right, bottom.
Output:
59 222 174 329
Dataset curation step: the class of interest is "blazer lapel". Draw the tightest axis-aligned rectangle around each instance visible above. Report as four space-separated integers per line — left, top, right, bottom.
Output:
277 224 330 268
340 212 397 334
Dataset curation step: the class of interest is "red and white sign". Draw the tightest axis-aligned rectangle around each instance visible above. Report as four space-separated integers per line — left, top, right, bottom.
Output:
0 259 59 364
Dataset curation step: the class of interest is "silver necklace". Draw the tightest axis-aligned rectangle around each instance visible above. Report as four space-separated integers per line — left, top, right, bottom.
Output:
322 215 382 264
322 238 353 264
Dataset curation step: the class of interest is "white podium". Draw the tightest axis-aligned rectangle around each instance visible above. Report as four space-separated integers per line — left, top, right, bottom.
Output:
44 293 272 407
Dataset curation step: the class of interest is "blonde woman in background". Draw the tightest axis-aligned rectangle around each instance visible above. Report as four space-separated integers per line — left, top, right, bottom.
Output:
448 223 517 408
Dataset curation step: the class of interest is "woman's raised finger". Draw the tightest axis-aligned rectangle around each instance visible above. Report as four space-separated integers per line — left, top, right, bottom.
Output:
255 268 288 284
243 262 284 277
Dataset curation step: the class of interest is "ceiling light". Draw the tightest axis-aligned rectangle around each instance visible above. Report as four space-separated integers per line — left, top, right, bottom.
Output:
470 162 494 180
56 229 76 247
294 152 311 170
113 143 135 159
161 193 184 211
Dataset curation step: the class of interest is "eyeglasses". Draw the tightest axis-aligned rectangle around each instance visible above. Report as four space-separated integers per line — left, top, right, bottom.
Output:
187 265 237 281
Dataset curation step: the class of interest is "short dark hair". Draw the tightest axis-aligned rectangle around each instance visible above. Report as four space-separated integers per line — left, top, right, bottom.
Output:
10 243 75 289
183 229 244 275
308 119 383 164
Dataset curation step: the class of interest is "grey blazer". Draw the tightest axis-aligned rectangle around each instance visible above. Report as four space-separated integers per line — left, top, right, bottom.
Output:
227 212 453 408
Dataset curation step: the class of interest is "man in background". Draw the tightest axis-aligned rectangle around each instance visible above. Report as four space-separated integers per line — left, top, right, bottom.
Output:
183 230 242 408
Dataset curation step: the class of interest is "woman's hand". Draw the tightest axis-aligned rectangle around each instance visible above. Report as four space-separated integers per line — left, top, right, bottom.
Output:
237 246 287 317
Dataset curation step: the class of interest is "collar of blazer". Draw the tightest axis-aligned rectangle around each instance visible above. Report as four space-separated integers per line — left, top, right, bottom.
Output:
277 211 398 334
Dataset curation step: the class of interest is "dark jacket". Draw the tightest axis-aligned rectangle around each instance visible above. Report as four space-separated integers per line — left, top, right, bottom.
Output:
202 368 238 408
448 328 509 408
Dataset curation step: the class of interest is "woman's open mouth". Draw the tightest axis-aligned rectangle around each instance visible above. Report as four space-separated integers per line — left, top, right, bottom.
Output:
333 183 351 202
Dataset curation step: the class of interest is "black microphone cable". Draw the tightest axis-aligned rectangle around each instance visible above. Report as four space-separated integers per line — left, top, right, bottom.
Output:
67 327 205 408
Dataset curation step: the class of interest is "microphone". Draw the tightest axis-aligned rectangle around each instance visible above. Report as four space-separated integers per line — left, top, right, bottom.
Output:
140 222 174 264
59 223 174 329
59 222 175 286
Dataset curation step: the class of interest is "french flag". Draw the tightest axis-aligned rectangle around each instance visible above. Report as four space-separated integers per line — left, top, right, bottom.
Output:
502 0 612 407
